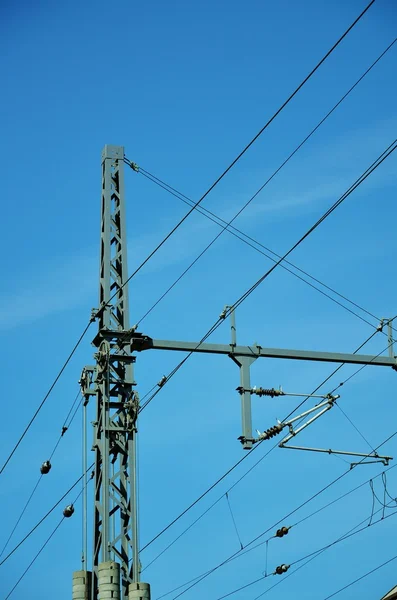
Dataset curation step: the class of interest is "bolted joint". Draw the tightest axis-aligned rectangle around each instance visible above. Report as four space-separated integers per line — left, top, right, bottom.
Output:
237 435 256 446
274 564 290 575
326 393 340 403
90 308 99 322
129 162 140 172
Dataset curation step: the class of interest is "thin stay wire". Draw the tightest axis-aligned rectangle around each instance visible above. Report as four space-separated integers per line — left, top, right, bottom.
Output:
167 430 397 600
0 464 94 568
0 389 83 559
140 299 393 568
4 485 86 600
133 36 396 328
0 321 92 476
122 0 375 310
139 139 396 415
0 0 379 488
156 464 397 599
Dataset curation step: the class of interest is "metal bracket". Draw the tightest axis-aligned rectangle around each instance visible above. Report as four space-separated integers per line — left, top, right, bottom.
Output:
280 445 393 467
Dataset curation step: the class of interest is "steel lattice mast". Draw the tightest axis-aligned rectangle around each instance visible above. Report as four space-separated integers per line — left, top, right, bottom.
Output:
79 145 146 600
72 143 395 600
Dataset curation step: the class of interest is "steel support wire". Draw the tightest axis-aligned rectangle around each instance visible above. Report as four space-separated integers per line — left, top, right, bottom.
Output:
321 554 397 600
139 139 396 416
139 324 386 561
0 0 378 481
0 321 92 476
4 485 86 600
247 503 397 600
216 505 397 600
132 36 396 328
0 390 83 559
119 0 375 305
0 464 94 568
155 464 397 599
166 429 397 600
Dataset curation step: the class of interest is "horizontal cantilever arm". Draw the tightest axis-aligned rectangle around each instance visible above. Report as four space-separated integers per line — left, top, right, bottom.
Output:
126 334 397 367
280 445 392 464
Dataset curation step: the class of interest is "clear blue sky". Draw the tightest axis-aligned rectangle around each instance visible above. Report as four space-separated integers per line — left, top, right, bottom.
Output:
1 0 397 599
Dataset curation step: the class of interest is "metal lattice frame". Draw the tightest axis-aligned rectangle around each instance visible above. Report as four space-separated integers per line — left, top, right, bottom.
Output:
88 145 139 600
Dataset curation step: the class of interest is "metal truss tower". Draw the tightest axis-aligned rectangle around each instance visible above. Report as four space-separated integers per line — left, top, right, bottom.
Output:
80 145 143 600
73 143 396 600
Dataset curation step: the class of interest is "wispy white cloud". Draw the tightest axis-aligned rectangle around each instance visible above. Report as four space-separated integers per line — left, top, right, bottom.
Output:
1 120 394 331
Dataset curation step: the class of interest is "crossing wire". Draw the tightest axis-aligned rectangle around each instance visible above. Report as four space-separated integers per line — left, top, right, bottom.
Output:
0 321 92 476
0 390 83 559
4 485 86 600
155 464 397 599
167 431 397 600
139 138 396 415
0 464 94 568
120 0 374 304
321 555 397 599
0 1 374 481
146 326 396 593
140 325 389 568
240 504 397 600
131 36 396 328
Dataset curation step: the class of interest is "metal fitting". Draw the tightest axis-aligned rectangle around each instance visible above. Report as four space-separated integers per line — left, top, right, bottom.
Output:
275 564 290 575
63 504 75 518
275 526 289 538
158 375 167 387
40 460 52 475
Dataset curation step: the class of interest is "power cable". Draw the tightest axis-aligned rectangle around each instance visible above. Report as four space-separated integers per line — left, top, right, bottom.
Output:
155 464 397 599
249 503 397 599
139 139 396 417
322 554 397 600
132 36 396 328
121 0 375 306
228 140 396 316
141 322 389 564
4 518 65 600
4 485 86 600
138 168 377 330
0 321 92 476
0 390 83 559
167 430 397 599
0 463 94 568
1 0 362 481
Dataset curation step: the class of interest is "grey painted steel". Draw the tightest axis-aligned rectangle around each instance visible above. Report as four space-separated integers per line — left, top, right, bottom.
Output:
82 146 140 600
230 355 257 449
128 583 151 600
83 398 88 570
141 338 397 367
280 445 392 463
73 571 92 600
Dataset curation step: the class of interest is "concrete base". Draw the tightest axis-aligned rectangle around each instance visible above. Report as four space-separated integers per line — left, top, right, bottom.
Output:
128 582 151 600
98 561 121 600
72 571 92 600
